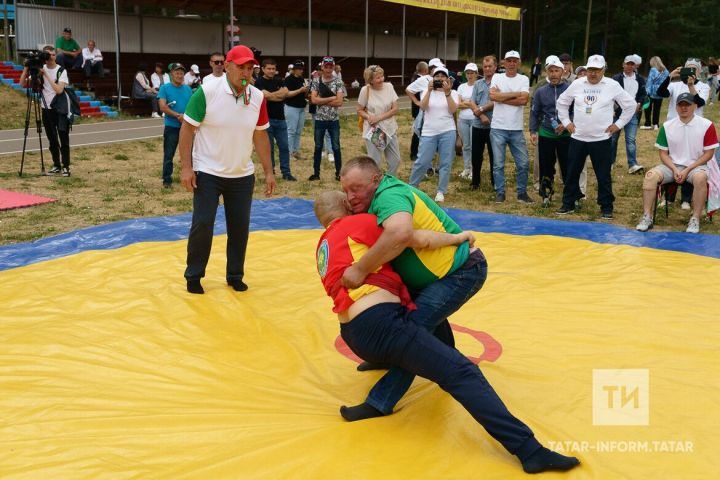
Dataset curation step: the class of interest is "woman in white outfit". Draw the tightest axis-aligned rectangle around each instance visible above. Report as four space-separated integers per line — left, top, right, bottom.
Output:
357 65 401 175
456 63 479 179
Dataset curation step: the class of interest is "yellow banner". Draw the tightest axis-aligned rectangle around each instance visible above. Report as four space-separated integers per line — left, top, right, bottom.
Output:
381 0 521 21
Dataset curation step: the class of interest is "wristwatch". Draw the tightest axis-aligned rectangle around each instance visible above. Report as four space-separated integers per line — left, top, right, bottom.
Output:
479 106 484 113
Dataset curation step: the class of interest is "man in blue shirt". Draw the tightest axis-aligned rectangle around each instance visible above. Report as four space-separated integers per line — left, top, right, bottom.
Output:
158 63 193 188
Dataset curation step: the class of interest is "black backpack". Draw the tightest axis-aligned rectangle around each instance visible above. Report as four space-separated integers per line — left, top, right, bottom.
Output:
49 67 82 129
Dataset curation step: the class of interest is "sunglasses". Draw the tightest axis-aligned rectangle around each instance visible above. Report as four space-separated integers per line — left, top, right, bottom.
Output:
211 60 224 65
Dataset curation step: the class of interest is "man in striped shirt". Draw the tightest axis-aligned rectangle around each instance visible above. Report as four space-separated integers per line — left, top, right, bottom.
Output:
636 93 718 233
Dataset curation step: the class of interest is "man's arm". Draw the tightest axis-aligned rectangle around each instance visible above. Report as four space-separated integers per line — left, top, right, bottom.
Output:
179 121 198 192
252 129 276 197
408 230 475 250
42 68 66 95
261 88 288 102
612 88 637 131
310 90 334 105
158 98 184 122
502 91 529 106
489 88 521 102
341 211 414 288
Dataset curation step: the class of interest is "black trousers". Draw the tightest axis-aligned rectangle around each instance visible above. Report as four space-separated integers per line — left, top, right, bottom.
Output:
185 172 255 283
538 135 570 184
410 131 420 160
471 126 494 188
643 98 663 127
561 138 614 212
42 108 70 168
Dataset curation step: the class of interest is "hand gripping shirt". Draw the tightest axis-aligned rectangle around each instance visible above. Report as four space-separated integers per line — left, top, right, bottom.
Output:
369 175 470 291
316 214 415 314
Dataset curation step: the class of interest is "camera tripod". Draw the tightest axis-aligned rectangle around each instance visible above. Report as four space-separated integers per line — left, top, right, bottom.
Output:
18 74 48 177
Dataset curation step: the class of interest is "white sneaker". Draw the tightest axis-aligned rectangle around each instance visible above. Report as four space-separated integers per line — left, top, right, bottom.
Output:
657 199 666 208
459 168 471 179
653 125 659 130
681 201 691 210
636 213 653 232
640 125 652 130
533 182 540 191
328 153 335 163
151 112 161 118
434 192 445 203
628 165 645 174
686 216 700 234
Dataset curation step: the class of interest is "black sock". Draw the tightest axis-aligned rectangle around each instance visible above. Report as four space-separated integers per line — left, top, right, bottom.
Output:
228 279 248 292
340 403 384 422
187 279 204 294
356 361 392 371
521 446 580 474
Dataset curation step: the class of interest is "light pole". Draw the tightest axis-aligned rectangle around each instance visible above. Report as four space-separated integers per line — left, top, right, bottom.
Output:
519 8 527 59
583 0 592 60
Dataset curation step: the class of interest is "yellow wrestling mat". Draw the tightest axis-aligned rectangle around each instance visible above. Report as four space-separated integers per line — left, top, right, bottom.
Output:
1 228 718 479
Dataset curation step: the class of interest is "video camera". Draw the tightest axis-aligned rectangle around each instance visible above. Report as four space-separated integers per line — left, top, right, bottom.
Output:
22 50 50 92
23 50 50 71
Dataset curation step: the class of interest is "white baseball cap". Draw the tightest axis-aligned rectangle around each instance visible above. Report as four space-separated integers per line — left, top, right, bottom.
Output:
464 63 478 72
428 58 444 68
433 66 449 77
586 55 606 69
632 54 642 65
623 54 642 65
544 55 564 69
504 50 521 60
685 58 702 72
190 64 200 73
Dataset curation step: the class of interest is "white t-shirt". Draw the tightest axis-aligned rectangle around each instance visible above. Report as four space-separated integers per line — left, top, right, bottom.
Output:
557 76 637 142
419 89 460 136
666 81 710 120
358 83 399 137
40 64 68 110
150 72 170 89
406 74 432 94
203 72 226 86
457 82 476 120
490 73 529 130
183 81 269 178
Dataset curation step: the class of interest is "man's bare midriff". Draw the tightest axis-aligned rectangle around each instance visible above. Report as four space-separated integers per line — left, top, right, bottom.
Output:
338 289 401 324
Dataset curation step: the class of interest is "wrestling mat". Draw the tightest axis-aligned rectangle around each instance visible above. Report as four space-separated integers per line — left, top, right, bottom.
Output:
1 198 718 479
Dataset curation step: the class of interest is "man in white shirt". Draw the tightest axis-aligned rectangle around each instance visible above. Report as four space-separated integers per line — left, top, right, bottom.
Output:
489 50 533 204
81 40 104 82
179 45 276 294
202 52 226 86
556 54 637 218
184 64 201 89
19 46 72 176
610 55 646 175
635 93 718 233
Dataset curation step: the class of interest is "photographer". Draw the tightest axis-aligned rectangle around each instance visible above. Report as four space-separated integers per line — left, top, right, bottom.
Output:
19 46 72 177
657 58 709 119
407 67 459 203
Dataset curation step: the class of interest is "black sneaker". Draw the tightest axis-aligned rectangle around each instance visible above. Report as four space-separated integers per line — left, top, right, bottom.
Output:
187 279 204 294
308 174 320 181
227 279 248 292
601 210 613 219
282 174 297 181
495 192 505 203
162 183 172 189
517 192 534 204
335 173 341 181
48 166 61 174
556 205 575 215
62 167 70 177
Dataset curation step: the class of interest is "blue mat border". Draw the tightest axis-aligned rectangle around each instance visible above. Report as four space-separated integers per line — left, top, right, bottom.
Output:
1 197 718 271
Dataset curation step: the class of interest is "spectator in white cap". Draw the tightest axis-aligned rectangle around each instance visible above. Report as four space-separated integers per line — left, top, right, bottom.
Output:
489 50 534 204
529 55 572 206
635 92 718 233
610 54 647 175
408 66 460 202
555 54 637 219
456 62 479 179
184 64 201 89
657 57 710 120
406 58 444 174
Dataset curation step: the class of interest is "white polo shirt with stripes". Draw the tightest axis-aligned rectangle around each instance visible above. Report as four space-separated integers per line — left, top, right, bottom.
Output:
183 78 269 178
655 115 718 167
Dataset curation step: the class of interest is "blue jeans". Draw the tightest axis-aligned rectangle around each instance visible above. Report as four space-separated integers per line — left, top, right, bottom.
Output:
341 301 540 459
284 105 306 154
458 117 474 170
313 120 341 176
408 130 456 194
266 118 291 176
490 129 530 194
162 125 180 185
184 172 255 283
610 114 639 167
366 253 489 414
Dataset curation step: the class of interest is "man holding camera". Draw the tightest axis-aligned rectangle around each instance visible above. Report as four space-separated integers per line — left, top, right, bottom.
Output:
19 45 72 177
657 58 709 119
